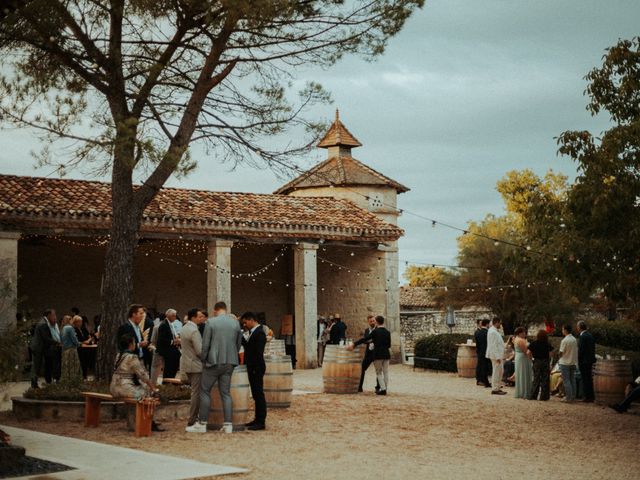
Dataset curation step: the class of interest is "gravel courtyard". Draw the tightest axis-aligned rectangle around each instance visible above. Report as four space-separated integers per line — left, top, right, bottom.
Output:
2 364 639 480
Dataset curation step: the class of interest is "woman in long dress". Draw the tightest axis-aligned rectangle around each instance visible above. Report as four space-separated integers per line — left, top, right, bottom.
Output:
110 333 157 401
513 327 533 399
60 315 83 384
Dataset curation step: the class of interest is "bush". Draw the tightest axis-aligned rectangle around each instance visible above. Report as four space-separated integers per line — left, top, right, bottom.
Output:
0 324 31 383
414 334 473 372
24 381 191 402
586 319 640 352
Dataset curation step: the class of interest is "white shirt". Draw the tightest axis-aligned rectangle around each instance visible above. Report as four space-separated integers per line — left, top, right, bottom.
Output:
485 326 505 360
559 334 578 366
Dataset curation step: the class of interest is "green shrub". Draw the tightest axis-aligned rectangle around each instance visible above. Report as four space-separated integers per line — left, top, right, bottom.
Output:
0 324 31 383
414 334 473 372
24 381 191 402
586 319 640 352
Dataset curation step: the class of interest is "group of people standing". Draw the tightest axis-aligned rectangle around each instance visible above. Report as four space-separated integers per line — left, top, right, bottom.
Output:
110 302 268 433
30 308 98 389
316 313 348 366
474 317 597 402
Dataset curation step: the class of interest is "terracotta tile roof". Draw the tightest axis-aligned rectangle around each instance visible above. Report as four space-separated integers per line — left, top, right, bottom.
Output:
0 174 403 242
274 154 410 195
400 286 437 309
317 110 362 148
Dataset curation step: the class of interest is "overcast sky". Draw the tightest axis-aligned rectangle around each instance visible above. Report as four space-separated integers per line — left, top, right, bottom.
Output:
1 0 639 280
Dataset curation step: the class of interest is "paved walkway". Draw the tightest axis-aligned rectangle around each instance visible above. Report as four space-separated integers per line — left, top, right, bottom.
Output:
1 425 247 479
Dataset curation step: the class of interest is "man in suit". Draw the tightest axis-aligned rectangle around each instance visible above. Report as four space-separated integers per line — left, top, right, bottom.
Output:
577 320 596 402
180 308 205 427
353 315 380 393
368 315 391 395
474 319 491 388
187 301 242 434
486 317 507 395
240 311 267 431
156 308 181 379
30 309 62 388
329 313 347 345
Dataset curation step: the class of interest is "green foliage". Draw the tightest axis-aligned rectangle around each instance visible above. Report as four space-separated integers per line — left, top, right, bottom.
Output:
0 324 30 383
414 334 472 372
585 319 640 353
24 381 190 402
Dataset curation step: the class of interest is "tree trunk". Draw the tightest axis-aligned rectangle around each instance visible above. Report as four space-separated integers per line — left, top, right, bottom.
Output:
96 161 141 380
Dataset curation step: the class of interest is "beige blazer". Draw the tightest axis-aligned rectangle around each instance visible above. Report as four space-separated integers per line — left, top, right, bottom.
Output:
179 321 203 374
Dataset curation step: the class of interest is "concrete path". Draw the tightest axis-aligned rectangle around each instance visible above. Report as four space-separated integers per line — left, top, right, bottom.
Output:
1 425 247 479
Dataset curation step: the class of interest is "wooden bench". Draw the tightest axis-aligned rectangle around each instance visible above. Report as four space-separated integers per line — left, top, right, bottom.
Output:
413 357 441 371
81 392 159 437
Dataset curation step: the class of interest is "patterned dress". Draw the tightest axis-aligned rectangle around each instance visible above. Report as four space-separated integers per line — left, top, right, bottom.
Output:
60 325 82 385
110 352 152 401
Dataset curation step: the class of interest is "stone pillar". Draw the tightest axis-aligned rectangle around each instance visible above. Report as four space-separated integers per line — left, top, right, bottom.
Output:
294 243 318 369
379 242 400 358
0 232 20 332
207 240 233 314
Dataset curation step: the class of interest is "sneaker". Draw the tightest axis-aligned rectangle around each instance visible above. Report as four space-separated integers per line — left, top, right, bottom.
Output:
220 423 233 434
185 421 207 433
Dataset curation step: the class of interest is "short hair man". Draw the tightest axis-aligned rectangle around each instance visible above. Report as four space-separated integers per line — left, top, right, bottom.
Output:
370 315 391 395
474 319 491 388
181 308 206 427
486 318 506 395
240 311 267 430
559 323 578 402
30 309 61 388
187 301 242 434
352 315 380 393
577 321 596 402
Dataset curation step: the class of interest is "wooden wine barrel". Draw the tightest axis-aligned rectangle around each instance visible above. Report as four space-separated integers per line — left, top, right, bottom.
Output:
264 355 293 408
208 365 250 430
593 359 633 405
322 345 363 394
456 344 477 378
264 339 286 356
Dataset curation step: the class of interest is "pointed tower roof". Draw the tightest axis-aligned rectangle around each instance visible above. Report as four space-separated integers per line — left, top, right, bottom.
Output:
317 109 363 148
274 110 409 195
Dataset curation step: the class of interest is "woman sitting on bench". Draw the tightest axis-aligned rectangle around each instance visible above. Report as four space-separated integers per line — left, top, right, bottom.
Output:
111 333 158 401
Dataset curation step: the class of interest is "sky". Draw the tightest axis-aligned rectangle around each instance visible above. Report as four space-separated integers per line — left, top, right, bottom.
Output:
1 0 639 281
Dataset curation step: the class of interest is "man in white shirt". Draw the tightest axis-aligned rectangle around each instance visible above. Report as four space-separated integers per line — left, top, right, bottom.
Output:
485 317 507 395
558 324 578 402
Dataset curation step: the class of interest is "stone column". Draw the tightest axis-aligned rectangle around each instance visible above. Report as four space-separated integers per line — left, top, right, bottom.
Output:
379 242 400 358
294 243 318 369
206 240 233 314
0 232 20 332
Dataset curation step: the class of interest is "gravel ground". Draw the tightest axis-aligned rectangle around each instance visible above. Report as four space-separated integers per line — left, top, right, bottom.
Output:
1 364 639 480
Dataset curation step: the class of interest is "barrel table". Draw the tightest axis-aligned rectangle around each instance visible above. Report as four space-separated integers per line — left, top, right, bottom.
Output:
322 345 363 394
264 339 286 356
593 358 633 405
264 355 293 408
456 343 477 378
208 365 250 431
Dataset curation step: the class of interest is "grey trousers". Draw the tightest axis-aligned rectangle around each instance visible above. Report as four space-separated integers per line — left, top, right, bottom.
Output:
374 359 390 391
198 364 234 423
186 372 202 425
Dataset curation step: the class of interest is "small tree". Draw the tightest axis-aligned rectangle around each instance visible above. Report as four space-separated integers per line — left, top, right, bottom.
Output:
1 0 423 378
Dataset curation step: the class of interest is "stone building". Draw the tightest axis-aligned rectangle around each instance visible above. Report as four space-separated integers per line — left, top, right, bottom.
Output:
0 112 408 368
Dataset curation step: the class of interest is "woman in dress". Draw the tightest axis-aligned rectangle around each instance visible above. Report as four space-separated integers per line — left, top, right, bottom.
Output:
513 327 533 399
110 333 158 401
60 315 83 384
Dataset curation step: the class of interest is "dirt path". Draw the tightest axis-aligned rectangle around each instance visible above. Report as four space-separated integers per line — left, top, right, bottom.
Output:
2 365 638 479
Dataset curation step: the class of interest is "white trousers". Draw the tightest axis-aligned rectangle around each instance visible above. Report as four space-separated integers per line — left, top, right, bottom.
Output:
491 359 503 391
374 359 390 391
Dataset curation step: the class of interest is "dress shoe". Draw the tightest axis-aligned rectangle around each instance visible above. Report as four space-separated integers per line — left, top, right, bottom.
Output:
247 423 265 431
491 390 507 395
375 390 387 396
609 404 625 414
151 421 165 432
244 420 257 427
357 388 363 393
581 398 594 403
